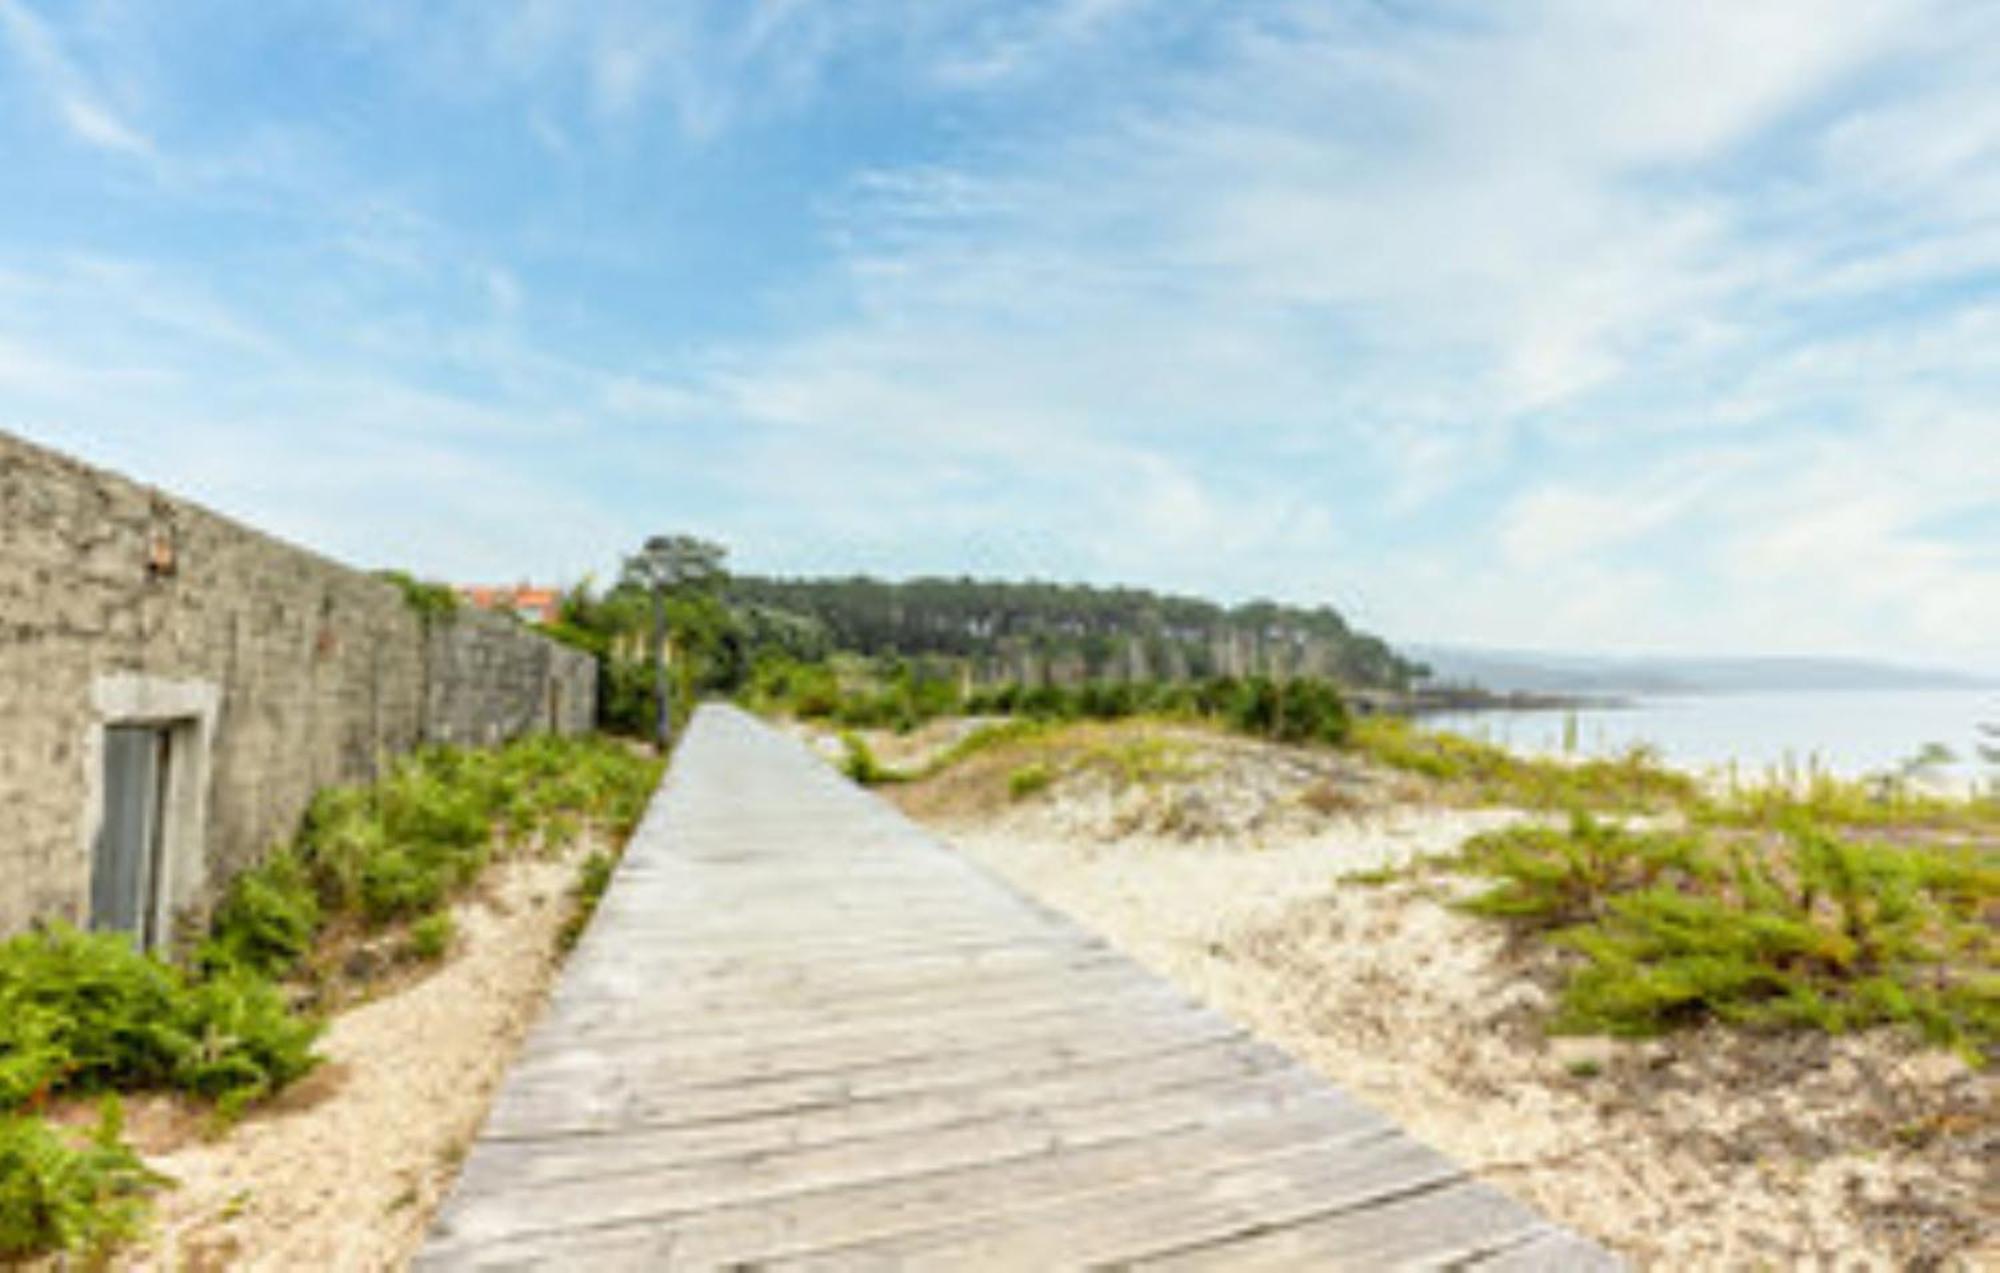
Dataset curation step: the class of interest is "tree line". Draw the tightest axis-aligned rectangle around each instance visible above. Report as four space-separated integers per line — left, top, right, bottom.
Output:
539 537 1426 736
725 574 1424 690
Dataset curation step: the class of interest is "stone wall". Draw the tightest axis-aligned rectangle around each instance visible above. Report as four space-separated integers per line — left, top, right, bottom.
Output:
0 430 596 943
427 611 597 748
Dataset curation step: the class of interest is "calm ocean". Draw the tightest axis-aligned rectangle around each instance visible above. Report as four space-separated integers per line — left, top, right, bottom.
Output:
1422 688 2000 785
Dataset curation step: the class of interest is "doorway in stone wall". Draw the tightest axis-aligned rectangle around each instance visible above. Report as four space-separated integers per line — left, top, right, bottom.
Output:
91 723 175 947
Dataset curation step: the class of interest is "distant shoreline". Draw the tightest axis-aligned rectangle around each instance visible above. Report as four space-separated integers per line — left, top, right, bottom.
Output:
1361 686 1627 716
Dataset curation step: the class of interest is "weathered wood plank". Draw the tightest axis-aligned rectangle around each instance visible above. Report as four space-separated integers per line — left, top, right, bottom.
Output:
444 1067 1357 1241
1122 1177 1553 1271
518 972 1201 1061
482 1010 1248 1139
770 1134 1468 1270
457 1048 1313 1194
427 1101 1397 1264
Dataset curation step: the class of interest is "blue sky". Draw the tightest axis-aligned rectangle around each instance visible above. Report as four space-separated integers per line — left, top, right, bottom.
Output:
2 1 1996 670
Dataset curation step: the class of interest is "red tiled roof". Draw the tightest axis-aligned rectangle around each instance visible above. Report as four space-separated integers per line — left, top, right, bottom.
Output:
458 584 564 623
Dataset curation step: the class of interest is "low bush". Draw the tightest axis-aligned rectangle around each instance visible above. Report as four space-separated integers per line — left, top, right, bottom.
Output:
1453 814 1998 1059
1007 763 1054 800
1223 676 1350 746
406 912 455 963
0 925 321 1113
918 719 1050 777
0 1102 161 1260
198 850 320 978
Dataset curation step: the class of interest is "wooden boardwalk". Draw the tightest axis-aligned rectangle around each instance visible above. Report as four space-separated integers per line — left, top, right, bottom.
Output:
419 706 1618 1270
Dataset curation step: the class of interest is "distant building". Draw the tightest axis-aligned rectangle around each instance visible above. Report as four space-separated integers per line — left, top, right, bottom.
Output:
459 583 564 627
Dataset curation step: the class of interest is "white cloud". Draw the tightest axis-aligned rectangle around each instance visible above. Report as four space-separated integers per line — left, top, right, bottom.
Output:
0 0 152 157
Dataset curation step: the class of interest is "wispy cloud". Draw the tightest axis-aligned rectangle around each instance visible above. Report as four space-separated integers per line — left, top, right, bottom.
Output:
0 0 152 156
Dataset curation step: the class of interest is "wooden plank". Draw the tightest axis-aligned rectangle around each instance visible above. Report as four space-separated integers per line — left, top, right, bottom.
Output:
530 942 1130 1022
482 1010 1247 1139
521 960 1188 1054
544 931 1100 995
446 1065 1349 1232
457 1043 1310 1194
771 1135 1467 1270
1117 1177 1549 1270
426 1098 1395 1264
500 991 1222 1100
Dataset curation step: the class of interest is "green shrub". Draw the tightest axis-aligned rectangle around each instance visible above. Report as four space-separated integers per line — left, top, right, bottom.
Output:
0 927 186 1104
0 926 322 1112
1456 813 1712 929
0 1102 161 1260
200 850 320 978
358 847 450 923
1008 763 1054 800
1453 815 1998 1058
1222 677 1350 746
407 912 455 963
293 736 660 931
169 971 321 1108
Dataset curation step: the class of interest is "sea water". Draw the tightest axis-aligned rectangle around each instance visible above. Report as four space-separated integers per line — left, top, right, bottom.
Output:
1423 688 2000 785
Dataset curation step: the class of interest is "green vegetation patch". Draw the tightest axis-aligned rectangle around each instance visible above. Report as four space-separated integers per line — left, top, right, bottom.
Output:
1452 813 1998 1060
0 1102 163 1261
1007 762 1054 801
208 735 662 967
406 912 455 963
0 925 321 1114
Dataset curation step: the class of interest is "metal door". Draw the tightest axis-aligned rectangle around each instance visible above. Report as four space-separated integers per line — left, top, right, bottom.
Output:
91 724 169 945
